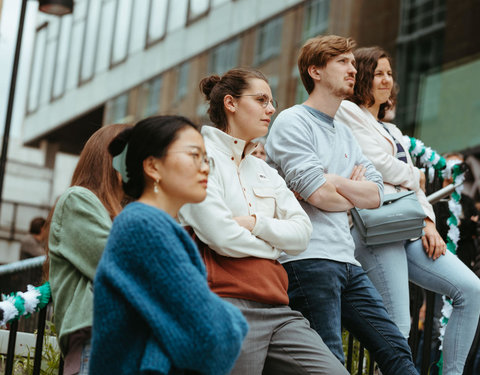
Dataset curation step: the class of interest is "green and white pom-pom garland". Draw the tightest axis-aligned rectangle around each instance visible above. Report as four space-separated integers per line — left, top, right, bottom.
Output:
442 160 465 254
403 136 446 176
0 281 51 326
404 136 465 374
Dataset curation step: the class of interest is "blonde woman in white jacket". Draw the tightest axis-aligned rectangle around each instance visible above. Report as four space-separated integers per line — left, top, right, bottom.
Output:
336 46 480 375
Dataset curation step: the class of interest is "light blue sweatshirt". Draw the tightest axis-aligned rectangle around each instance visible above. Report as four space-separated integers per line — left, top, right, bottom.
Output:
266 104 384 265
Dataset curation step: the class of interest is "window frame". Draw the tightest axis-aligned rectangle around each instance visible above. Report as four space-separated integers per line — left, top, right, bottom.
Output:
109 0 134 69
26 22 49 115
145 0 170 48
186 0 211 26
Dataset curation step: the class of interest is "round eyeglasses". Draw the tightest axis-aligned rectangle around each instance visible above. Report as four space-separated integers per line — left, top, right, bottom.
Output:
169 149 214 171
237 93 278 109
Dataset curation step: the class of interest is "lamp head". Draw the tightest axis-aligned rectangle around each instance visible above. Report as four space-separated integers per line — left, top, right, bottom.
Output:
38 0 73 15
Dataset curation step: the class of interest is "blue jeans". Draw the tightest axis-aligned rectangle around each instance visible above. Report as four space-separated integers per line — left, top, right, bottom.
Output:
283 259 419 375
77 340 91 375
352 227 480 375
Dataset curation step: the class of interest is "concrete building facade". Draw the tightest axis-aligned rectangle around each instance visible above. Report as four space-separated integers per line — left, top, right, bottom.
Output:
2 0 480 261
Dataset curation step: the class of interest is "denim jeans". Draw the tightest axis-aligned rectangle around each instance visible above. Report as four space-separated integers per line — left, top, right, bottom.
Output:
77 340 91 375
283 258 418 375
351 227 480 375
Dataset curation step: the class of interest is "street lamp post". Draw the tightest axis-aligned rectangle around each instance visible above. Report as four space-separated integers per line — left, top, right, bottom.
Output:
0 0 28 219
0 0 73 218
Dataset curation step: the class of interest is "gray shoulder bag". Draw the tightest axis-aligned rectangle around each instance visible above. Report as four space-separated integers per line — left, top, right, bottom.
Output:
351 191 426 245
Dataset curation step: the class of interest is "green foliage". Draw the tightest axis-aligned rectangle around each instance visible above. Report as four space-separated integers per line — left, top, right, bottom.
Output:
0 320 61 375
342 328 376 374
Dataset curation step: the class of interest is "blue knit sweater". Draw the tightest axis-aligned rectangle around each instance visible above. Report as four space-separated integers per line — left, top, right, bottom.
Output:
89 202 248 375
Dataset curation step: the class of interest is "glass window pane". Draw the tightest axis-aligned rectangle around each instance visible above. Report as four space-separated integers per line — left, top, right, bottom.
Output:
111 0 132 64
66 18 85 90
106 93 129 123
168 0 188 32
303 0 330 40
113 93 129 122
80 0 101 82
40 37 57 106
147 0 169 45
176 62 190 100
47 17 60 40
27 26 48 113
52 15 73 99
144 76 163 116
74 0 88 20
129 0 149 53
96 0 116 73
209 38 239 74
188 0 210 20
255 17 283 65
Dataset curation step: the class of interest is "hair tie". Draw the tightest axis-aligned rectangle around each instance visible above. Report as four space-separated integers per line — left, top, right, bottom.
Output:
112 144 130 183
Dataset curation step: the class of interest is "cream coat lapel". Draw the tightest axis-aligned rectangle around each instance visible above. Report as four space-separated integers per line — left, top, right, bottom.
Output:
358 106 397 155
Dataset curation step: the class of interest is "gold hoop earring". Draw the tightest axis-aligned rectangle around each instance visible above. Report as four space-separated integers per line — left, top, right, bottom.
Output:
153 179 159 194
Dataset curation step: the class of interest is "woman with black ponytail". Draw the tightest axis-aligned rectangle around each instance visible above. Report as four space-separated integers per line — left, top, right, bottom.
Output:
89 115 248 375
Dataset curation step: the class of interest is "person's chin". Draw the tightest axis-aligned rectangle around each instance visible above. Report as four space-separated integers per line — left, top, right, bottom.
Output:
191 193 208 203
257 126 268 137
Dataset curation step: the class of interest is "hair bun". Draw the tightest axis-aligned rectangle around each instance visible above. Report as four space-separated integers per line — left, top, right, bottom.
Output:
199 75 221 100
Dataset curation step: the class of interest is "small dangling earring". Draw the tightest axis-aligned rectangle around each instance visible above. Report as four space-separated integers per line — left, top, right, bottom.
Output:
153 179 159 194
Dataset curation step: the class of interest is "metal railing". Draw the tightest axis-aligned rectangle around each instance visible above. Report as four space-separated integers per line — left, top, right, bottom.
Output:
0 256 63 374
3 303 64 375
1 172 478 374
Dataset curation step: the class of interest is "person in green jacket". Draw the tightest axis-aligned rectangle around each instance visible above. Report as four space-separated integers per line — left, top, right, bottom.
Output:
47 123 131 375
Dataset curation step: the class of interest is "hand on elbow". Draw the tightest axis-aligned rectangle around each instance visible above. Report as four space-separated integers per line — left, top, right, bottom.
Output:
233 215 256 232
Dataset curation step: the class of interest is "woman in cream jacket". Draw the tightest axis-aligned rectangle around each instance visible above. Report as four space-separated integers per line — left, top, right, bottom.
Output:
179 68 347 375
336 46 480 375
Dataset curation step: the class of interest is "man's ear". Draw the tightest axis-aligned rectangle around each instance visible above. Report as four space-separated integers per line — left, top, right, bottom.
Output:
308 65 322 81
143 156 162 182
224 94 237 113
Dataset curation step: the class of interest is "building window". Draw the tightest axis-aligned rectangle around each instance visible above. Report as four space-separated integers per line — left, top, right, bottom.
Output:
66 0 88 91
27 23 48 114
303 0 330 40
146 0 169 47
168 0 188 32
95 0 117 74
399 0 446 36
176 62 190 101
143 76 163 117
105 93 130 124
209 38 240 74
128 0 149 54
38 17 60 107
51 15 73 100
395 0 446 132
187 0 211 25
254 16 283 65
110 0 133 67
79 0 101 84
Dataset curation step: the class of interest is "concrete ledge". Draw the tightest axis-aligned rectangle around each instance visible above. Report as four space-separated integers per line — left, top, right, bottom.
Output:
0 329 58 357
